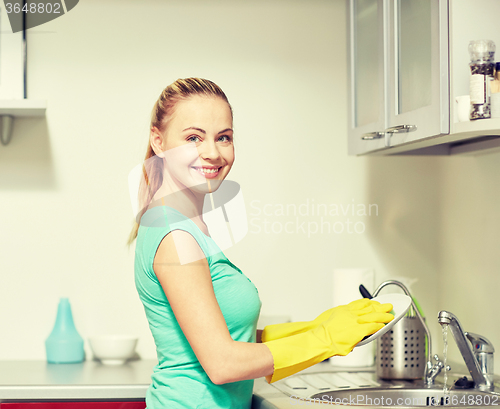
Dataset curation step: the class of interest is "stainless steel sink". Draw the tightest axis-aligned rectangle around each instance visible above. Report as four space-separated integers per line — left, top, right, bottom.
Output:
267 305 499 407
270 371 500 407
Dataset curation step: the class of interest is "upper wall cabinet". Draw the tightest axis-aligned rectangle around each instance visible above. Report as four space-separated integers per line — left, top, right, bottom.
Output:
347 0 500 156
347 0 387 154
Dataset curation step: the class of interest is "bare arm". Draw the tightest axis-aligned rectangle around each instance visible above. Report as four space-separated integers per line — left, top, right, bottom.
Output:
153 230 274 385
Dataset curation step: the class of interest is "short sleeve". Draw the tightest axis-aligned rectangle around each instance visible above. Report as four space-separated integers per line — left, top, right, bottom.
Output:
138 206 212 280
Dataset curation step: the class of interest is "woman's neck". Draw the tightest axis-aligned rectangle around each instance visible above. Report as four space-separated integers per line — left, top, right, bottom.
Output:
151 178 206 222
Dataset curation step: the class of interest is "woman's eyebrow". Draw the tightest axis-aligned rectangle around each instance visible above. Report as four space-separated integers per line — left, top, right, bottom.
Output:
182 126 206 134
182 127 233 134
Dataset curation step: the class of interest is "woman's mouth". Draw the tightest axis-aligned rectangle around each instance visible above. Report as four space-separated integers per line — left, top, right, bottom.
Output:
191 166 222 179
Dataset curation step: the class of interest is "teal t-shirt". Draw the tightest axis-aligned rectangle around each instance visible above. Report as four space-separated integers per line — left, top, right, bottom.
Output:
134 205 262 409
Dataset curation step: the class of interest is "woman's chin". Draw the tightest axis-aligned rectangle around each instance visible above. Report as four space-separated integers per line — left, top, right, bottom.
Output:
190 179 224 194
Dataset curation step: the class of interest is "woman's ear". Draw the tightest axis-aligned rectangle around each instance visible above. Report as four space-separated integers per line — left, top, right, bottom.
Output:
150 127 166 158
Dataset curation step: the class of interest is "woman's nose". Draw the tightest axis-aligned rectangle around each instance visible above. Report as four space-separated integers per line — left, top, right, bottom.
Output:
198 140 221 160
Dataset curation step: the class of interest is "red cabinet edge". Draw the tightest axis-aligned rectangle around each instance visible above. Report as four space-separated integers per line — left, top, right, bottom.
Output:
1 403 146 409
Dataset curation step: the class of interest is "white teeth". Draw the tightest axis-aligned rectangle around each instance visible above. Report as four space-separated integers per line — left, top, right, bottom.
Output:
195 167 219 174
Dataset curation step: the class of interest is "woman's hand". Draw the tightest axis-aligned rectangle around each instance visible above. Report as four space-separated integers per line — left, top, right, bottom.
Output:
263 298 394 383
315 299 394 356
261 298 393 343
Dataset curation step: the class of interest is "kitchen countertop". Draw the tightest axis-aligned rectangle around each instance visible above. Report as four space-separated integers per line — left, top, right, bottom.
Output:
0 359 474 408
0 359 156 401
0 359 367 406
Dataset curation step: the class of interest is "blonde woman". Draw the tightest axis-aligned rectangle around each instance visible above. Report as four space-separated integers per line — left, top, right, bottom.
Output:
131 78 394 408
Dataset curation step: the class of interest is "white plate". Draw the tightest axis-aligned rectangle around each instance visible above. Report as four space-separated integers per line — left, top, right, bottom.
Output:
356 293 412 347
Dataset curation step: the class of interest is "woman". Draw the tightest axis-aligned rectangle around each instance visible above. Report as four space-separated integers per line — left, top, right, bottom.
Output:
130 78 394 408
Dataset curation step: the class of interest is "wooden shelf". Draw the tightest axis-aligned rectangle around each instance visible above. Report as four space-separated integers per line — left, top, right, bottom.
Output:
0 99 47 117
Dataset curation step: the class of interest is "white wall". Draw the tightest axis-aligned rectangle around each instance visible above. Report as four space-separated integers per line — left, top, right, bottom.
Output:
0 0 445 363
439 154 500 367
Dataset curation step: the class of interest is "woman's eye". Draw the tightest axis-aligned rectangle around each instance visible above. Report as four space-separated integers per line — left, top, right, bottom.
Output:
187 135 200 143
218 135 232 143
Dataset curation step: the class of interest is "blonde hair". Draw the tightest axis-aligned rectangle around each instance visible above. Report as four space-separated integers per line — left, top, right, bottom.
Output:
127 78 233 244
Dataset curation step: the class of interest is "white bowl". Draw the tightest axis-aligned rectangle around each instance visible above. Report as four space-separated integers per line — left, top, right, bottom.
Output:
89 335 138 365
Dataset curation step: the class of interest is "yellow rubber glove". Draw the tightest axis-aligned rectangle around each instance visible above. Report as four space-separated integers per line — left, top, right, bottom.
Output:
261 308 339 342
264 299 394 383
261 298 393 342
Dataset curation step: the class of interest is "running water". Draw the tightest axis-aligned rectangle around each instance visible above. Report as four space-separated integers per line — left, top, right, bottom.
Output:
442 324 450 394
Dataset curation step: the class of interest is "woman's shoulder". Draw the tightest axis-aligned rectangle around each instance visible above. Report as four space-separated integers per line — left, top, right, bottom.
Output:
137 206 211 259
154 228 208 268
139 205 191 229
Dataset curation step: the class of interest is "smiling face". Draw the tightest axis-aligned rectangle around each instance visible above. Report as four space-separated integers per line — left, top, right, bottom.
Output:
155 95 234 196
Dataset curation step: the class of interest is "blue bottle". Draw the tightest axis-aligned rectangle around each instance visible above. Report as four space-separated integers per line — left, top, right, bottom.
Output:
45 298 85 364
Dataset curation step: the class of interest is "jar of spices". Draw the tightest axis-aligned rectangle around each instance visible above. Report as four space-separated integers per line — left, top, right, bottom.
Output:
469 40 496 120
491 62 500 94
491 62 500 118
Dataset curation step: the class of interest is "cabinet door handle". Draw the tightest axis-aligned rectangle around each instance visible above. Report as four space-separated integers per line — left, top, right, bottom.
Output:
361 131 384 140
385 125 417 134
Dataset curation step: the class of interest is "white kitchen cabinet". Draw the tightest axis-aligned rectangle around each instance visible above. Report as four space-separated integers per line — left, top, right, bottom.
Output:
346 0 387 154
347 0 449 155
347 0 500 156
385 0 449 149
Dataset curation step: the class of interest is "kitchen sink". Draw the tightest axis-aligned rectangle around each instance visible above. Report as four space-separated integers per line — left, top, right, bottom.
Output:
311 387 500 407
269 371 500 407
263 303 500 408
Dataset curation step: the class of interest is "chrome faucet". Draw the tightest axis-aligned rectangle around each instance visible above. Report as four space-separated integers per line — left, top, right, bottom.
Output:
438 310 495 391
426 354 449 386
